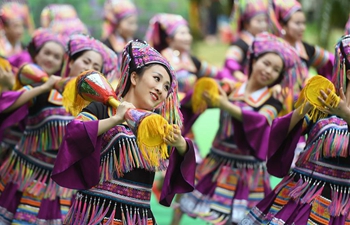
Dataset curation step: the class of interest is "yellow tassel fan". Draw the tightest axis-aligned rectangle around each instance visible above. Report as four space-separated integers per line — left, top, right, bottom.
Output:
295 75 340 122
192 77 220 114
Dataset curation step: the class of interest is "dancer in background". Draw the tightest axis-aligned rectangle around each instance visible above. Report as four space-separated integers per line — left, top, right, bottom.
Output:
52 39 196 225
240 34 350 225
270 0 333 81
40 4 88 37
0 1 34 57
0 32 117 224
8 4 89 69
178 32 303 225
217 0 268 82
0 28 67 225
101 0 137 85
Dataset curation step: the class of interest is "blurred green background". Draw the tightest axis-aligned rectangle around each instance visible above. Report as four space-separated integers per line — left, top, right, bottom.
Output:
23 0 349 224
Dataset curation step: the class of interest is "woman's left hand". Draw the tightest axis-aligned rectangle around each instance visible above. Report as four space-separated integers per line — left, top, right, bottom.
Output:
318 87 350 120
164 124 187 155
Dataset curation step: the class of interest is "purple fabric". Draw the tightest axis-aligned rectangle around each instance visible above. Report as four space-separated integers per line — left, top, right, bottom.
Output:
0 91 28 142
274 199 299 221
318 53 334 81
8 51 33 69
159 138 195 207
37 197 62 220
0 182 22 214
195 171 217 195
289 203 312 224
215 59 242 80
255 187 279 215
231 110 272 161
266 112 303 178
51 120 102 190
329 215 346 225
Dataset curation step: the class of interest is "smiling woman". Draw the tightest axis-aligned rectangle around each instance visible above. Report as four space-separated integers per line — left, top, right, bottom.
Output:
178 32 304 225
52 40 196 225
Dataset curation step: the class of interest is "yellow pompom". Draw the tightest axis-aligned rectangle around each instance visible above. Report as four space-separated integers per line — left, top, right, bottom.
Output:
295 75 340 122
192 77 220 114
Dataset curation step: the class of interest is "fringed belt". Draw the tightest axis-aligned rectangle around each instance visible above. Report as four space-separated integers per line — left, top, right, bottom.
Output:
210 147 264 169
82 179 152 208
293 160 350 186
284 169 350 217
0 150 74 199
2 128 22 146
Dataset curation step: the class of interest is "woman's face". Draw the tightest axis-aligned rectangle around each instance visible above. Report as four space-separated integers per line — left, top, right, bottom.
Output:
251 53 283 87
169 25 192 52
284 11 306 42
246 13 268 36
34 41 65 75
117 15 138 39
68 50 103 77
132 64 171 110
3 19 24 42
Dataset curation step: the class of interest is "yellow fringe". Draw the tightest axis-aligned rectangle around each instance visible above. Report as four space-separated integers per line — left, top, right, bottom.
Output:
192 77 219 114
62 77 90 116
137 115 172 167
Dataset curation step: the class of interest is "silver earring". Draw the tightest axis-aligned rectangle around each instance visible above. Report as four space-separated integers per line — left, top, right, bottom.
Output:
281 29 286 36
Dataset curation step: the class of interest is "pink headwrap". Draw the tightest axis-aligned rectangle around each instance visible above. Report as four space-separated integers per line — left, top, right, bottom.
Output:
332 35 350 94
116 40 182 127
27 28 66 59
102 0 137 39
145 13 188 52
61 33 118 80
40 4 89 36
230 0 268 40
269 0 302 36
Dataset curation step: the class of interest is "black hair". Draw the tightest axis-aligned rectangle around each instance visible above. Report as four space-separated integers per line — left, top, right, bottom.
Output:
248 52 285 87
154 23 169 53
121 65 151 97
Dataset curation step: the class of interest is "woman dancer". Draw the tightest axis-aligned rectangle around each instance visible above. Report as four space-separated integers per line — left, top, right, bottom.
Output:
0 32 117 224
179 32 303 225
52 39 196 225
0 1 33 57
240 34 350 225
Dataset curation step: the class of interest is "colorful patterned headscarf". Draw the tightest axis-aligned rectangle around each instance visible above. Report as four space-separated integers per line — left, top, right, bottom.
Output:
145 13 188 52
345 14 350 35
269 0 302 36
27 28 66 60
0 1 34 32
40 4 77 28
62 33 118 80
116 40 182 127
40 4 89 37
230 0 268 40
102 0 137 39
332 35 350 94
248 32 304 95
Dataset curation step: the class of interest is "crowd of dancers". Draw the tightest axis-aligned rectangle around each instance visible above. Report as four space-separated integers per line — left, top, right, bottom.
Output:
0 0 350 224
